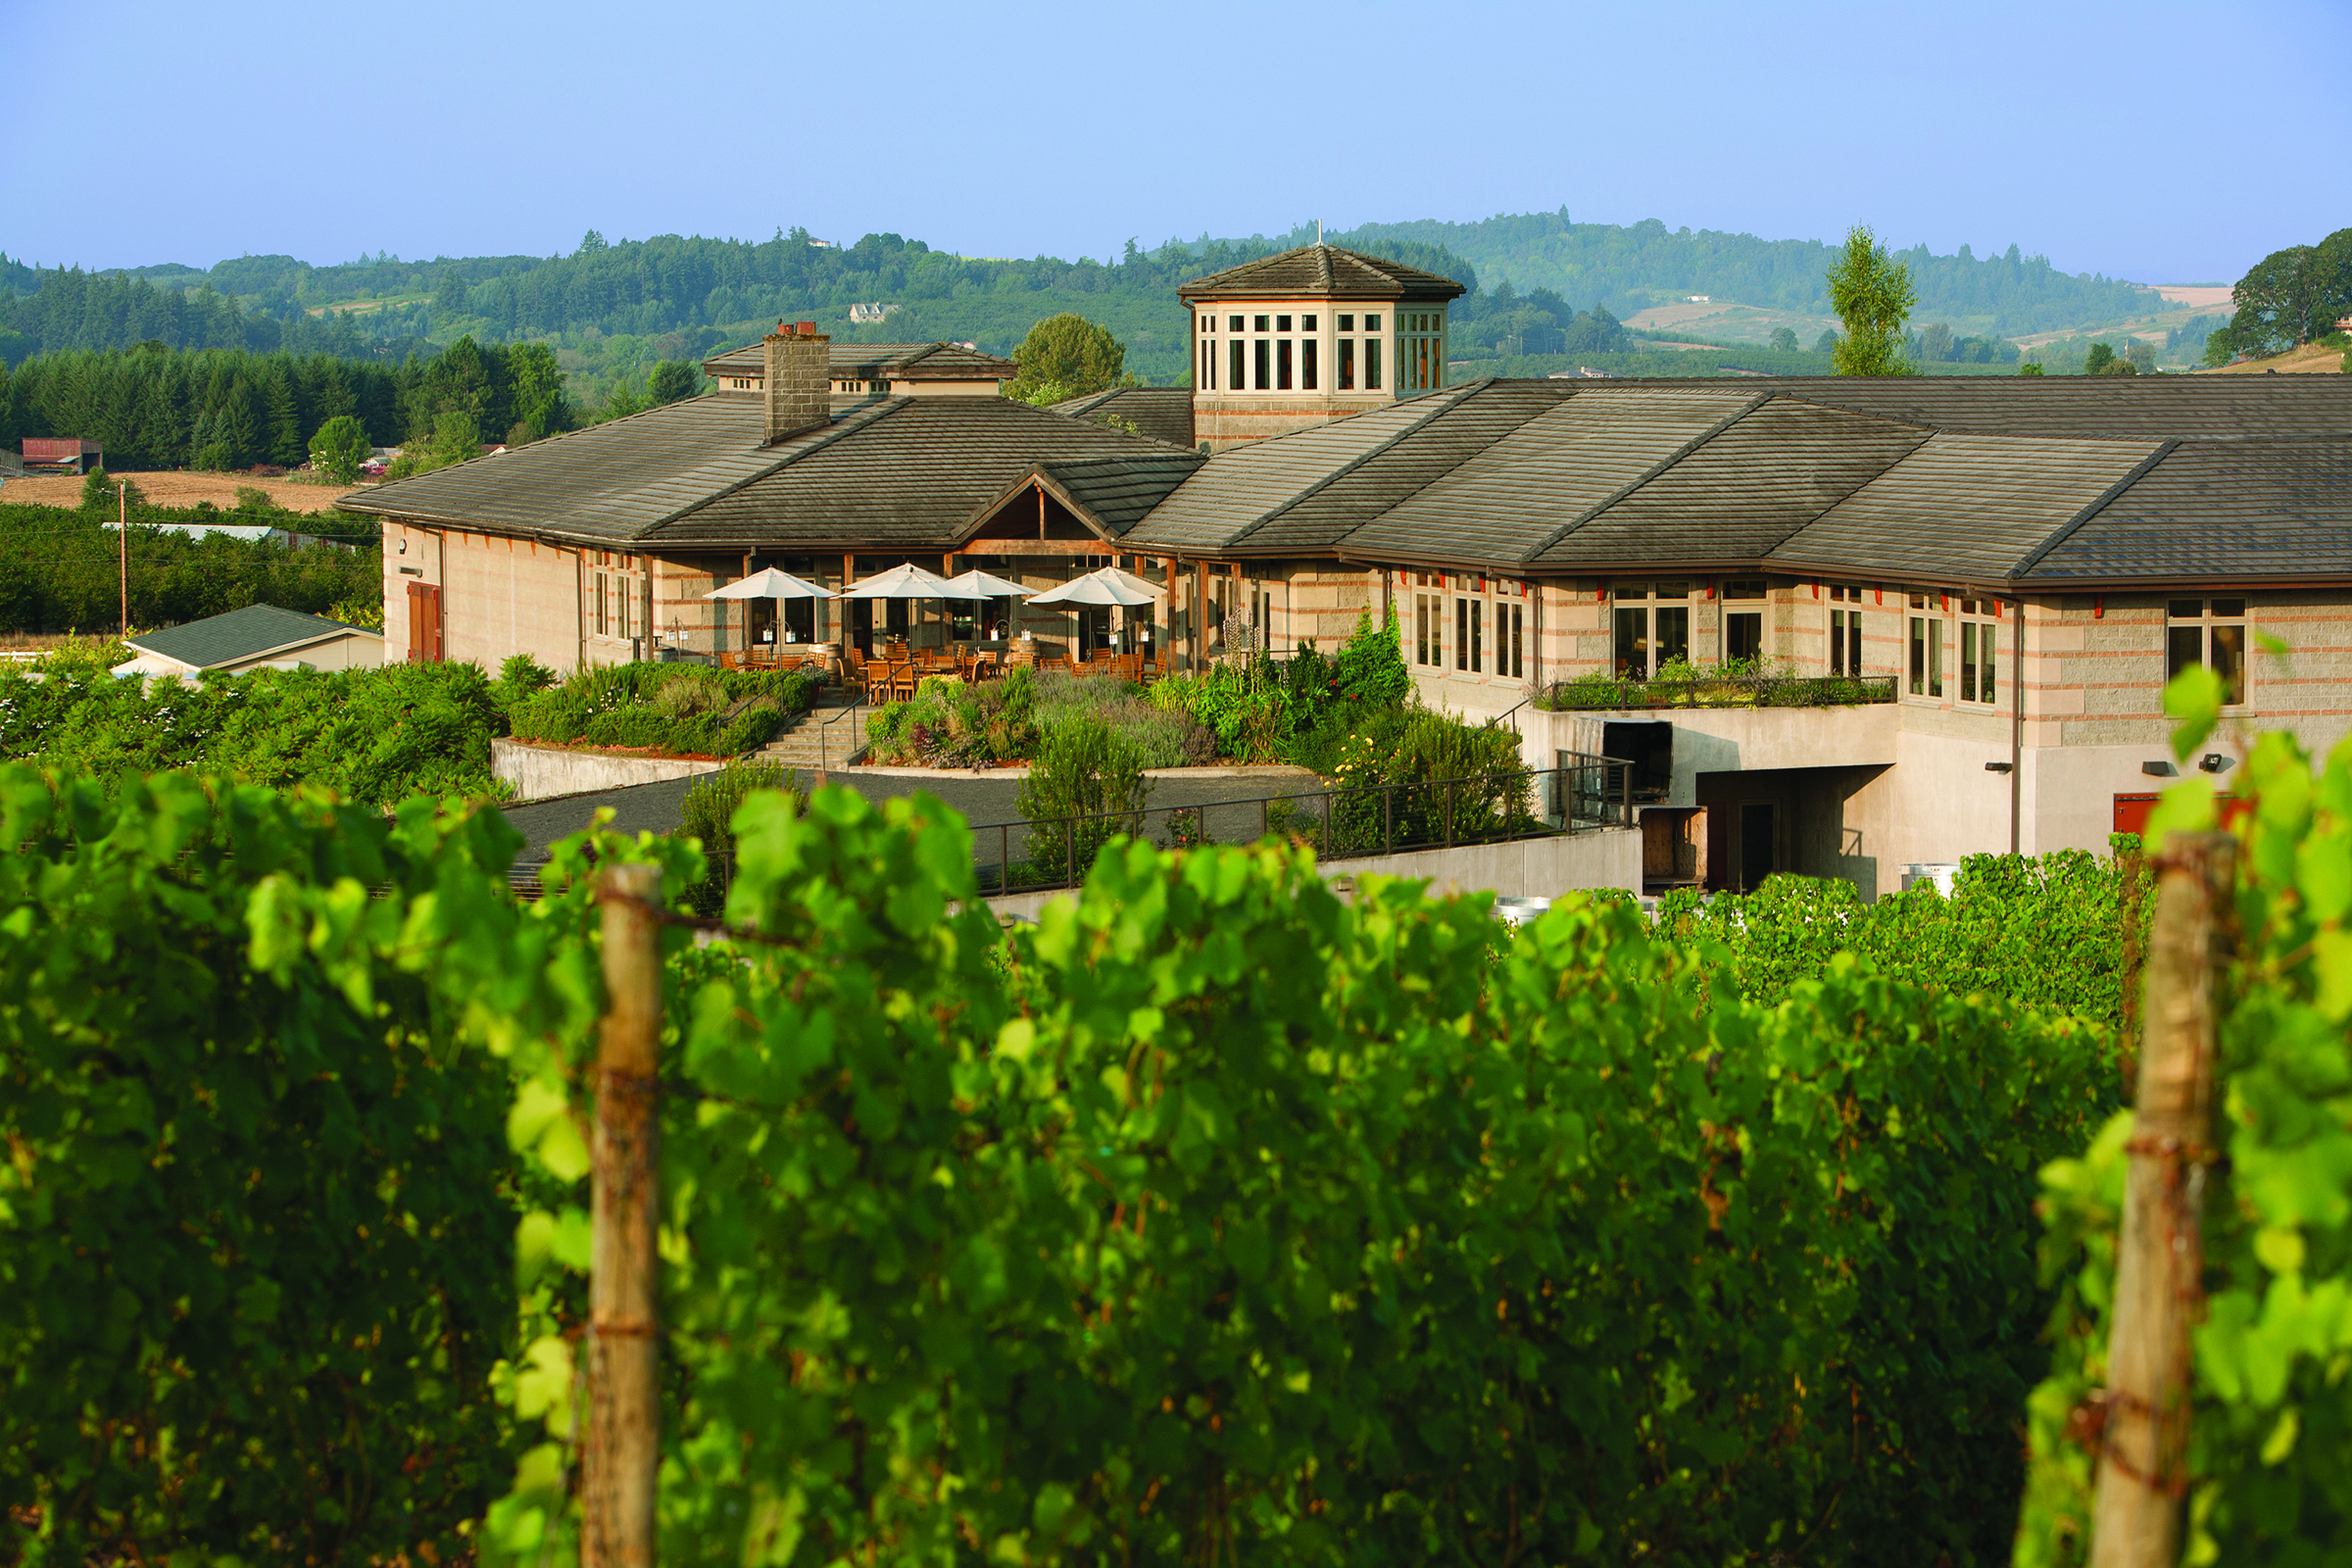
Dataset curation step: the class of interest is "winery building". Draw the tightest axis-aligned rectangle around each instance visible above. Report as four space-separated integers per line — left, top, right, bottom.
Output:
343 245 2352 899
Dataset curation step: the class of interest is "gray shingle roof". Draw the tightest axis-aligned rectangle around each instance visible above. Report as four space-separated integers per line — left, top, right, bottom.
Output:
1346 389 1762 568
1031 453 1206 539
1051 386 1197 448
1178 244 1468 303
700 341 1017 381
337 394 791 541
2024 436 2352 584
648 396 1193 550
1763 433 2166 582
126 604 373 669
1530 399 1933 569
1122 390 1479 555
1579 374 2352 439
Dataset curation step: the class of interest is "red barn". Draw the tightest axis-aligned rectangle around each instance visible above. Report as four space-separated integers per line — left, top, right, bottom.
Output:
22 437 103 474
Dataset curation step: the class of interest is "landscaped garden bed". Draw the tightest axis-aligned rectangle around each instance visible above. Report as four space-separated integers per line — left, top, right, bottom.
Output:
1538 659 1897 710
504 658 814 760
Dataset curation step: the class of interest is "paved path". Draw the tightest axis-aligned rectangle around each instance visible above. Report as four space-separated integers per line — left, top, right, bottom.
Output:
495 765 1331 868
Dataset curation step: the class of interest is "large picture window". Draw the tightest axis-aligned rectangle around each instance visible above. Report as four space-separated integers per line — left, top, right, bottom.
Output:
1613 582 1690 679
1907 590 1942 698
1957 597 1999 705
1338 338 1355 390
2167 598 2247 704
1229 339 1244 392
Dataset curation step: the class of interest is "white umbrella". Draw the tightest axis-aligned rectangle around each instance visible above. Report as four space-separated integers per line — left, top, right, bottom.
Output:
1026 565 1161 608
704 565 834 601
946 566 1036 598
838 562 988 601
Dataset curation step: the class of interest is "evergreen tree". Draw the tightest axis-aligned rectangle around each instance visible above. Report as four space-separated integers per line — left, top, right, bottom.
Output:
646 360 702 407
132 369 186 469
217 378 260 469
262 364 304 466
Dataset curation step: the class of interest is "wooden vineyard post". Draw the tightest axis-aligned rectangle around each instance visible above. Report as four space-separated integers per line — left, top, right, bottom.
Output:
585 862 662 1568
2090 830 2234 1568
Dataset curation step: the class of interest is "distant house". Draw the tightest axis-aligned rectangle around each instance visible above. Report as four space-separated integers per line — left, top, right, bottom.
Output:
111 604 383 680
23 437 102 474
1685 295 1712 304
848 303 895 323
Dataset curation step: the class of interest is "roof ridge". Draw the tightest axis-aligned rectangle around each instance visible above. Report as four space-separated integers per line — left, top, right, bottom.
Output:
2007 438 2180 579
1221 380 1529 550
1513 392 1773 565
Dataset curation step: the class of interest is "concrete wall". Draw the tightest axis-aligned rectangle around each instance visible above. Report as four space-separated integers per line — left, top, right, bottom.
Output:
387 521 591 673
494 738 721 803
984 824 1639 921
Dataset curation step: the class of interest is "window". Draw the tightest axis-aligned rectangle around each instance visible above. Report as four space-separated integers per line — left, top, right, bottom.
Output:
1365 337 1382 390
1254 315 1269 331
1455 596 1472 671
1415 592 1438 665
1726 612 1761 663
1908 605 1942 698
1254 338 1270 390
2167 598 2248 704
1277 339 1293 390
1228 314 1243 332
1338 338 1355 390
1276 315 1292 332
1230 339 1245 392
1303 315 1317 332
1302 339 1317 390
1828 582 1863 603
1830 608 1861 675
594 571 608 635
1502 600 1523 678
1957 598 2000 705
1200 340 1213 389
1338 314 1354 331
1365 314 1381 332
1613 583 1690 678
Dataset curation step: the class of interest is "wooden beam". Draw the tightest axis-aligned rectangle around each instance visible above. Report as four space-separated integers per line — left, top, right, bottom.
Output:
954 538 1118 557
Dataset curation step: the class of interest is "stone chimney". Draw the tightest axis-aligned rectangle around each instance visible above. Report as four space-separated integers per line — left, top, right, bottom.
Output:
762 319 829 444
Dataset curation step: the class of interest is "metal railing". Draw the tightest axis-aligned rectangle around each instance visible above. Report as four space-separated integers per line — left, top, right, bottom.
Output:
813 702 866 770
1537 672 1898 711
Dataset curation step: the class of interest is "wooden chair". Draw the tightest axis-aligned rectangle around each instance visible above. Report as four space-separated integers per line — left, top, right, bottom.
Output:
887 662 918 704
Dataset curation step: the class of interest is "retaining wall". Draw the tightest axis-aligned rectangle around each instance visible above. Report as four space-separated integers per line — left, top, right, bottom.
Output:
493 738 723 804
984 826 1641 923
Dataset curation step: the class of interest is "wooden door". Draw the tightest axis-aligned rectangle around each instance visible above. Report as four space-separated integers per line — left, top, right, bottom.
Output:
407 581 441 662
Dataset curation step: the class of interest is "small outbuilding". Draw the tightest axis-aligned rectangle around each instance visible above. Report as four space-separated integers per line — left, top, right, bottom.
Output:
111 604 384 679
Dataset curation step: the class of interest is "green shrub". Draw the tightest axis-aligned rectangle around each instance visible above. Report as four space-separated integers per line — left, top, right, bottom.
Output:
680 759 798 913
0 661 507 804
1016 714 1149 874
507 663 809 759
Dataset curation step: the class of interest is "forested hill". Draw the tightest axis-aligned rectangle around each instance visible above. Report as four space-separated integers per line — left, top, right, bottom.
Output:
1321 212 2154 335
4 216 2161 394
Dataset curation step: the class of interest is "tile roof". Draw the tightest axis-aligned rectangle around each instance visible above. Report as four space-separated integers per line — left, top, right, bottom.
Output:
1121 390 1480 555
1030 453 1206 538
1178 244 1469 303
125 604 374 669
1577 374 2352 439
2022 436 2352 584
1052 386 1197 448
700 340 1017 381
1763 433 2167 583
648 396 1193 551
1530 400 1932 569
338 394 792 541
1345 389 1762 568
343 392 1190 552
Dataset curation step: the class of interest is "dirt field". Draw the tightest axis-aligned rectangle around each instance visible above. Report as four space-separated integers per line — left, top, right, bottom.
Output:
0 470 372 514
2151 284 2235 312
2203 341 2347 375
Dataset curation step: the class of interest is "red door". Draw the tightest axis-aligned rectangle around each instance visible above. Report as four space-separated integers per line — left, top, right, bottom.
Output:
407 581 442 662
2114 791 2247 839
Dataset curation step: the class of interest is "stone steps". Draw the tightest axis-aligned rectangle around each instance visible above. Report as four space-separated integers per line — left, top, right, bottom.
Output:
752 703 873 773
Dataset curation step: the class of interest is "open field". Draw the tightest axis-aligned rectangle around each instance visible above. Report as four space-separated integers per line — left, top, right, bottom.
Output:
0 470 369 513
2150 284 2234 311
2204 340 2346 374
1623 299 1842 345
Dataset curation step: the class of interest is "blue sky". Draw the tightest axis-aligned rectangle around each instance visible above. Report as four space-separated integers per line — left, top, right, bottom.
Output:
8 0 2346 285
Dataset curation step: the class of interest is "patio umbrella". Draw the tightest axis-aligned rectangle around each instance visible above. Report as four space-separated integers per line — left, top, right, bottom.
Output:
838 562 987 601
1027 566 1163 659
703 566 835 657
1024 565 1160 608
703 565 834 601
945 566 1036 598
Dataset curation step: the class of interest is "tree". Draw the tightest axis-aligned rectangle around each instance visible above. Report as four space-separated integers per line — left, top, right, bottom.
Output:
2018 361 2045 376
2206 229 2352 363
647 361 702 407
262 364 304 466
1815 328 1840 356
1825 224 1917 376
1005 314 1131 404
308 414 371 483
1769 326 1799 353
78 466 143 511
433 267 470 319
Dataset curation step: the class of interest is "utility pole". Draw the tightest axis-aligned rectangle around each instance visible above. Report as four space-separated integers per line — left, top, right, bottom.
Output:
583 861 662 1568
118 480 128 635
2089 830 2234 1568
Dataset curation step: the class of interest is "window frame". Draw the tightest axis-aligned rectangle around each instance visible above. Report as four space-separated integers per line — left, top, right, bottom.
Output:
2166 597 2250 706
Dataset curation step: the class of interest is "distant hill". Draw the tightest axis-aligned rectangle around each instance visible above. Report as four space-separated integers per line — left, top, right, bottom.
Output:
1 213 2186 397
